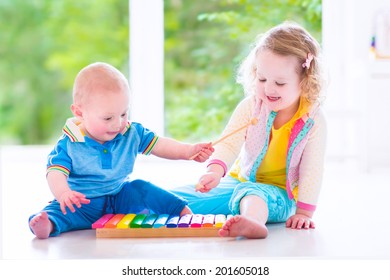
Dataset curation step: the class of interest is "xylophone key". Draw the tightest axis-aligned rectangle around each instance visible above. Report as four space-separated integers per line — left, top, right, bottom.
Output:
153 214 169 228
166 216 179 228
190 214 203 228
92 213 114 229
178 214 192 228
214 214 226 228
104 214 125 228
202 214 215 227
130 214 147 228
117 213 136 228
141 214 158 228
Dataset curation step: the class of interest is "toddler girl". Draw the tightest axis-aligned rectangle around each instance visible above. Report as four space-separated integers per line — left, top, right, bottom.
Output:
173 22 327 238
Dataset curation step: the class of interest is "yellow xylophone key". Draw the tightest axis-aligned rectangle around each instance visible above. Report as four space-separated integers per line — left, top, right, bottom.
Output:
117 213 136 228
214 214 226 228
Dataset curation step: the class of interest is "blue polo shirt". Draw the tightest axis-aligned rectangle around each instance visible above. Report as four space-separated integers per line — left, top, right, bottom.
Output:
47 118 159 198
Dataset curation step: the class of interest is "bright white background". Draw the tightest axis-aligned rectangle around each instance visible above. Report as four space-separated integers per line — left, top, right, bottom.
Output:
2 0 390 278
322 0 390 171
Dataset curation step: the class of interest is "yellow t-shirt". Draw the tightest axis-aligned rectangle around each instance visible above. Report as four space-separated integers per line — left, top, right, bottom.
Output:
230 97 310 195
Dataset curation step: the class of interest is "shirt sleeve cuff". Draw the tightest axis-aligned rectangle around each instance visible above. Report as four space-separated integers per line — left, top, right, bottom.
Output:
142 135 159 155
46 165 70 177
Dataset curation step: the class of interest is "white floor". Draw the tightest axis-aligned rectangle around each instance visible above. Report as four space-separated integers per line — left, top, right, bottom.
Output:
1 145 390 261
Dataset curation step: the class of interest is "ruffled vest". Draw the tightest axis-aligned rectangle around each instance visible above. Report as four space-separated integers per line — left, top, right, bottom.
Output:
238 97 320 200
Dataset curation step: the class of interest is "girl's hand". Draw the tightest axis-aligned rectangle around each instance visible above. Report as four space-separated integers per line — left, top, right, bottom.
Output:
58 190 90 214
196 172 221 193
286 213 315 229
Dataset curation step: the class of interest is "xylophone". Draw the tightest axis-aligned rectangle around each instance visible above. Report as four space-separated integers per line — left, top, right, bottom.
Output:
92 213 231 238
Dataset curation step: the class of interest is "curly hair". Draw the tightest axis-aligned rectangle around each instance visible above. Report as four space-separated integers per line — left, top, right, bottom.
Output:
236 22 323 103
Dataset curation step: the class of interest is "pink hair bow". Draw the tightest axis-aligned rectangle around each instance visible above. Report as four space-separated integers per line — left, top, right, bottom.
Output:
302 53 314 69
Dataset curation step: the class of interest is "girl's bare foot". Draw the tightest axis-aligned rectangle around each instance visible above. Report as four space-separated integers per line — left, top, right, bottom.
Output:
218 215 268 239
29 212 53 239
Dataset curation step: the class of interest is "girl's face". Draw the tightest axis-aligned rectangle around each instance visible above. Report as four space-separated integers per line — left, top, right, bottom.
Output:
255 49 302 114
74 89 129 144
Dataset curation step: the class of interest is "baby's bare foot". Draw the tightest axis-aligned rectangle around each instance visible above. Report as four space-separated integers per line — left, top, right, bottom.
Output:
218 215 268 239
29 212 53 239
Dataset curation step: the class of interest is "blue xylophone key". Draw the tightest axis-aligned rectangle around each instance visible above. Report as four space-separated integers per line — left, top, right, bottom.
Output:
153 214 170 228
166 216 179 228
141 214 158 228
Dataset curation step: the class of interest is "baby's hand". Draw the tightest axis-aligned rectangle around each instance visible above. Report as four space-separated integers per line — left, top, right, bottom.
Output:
195 172 221 193
58 190 90 215
286 213 315 229
190 143 214 162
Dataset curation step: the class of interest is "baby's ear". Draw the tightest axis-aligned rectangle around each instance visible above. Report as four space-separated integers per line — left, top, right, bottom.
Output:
71 104 83 119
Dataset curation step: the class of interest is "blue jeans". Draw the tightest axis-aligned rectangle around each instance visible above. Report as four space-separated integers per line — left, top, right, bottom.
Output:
172 176 296 223
29 179 187 236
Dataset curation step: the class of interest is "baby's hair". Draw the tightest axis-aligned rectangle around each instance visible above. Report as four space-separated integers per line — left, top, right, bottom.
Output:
72 62 129 106
237 22 323 103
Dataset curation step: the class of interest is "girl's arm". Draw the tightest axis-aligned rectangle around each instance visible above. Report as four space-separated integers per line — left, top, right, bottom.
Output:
196 96 255 192
287 110 327 229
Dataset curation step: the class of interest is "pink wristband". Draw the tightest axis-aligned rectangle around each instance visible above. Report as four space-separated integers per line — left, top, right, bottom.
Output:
207 159 227 177
296 201 316 212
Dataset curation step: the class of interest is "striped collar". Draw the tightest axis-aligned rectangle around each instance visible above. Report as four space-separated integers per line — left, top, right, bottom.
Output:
62 118 131 142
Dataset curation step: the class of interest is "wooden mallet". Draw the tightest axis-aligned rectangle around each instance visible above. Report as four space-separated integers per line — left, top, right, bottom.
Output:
192 117 258 191
189 117 258 160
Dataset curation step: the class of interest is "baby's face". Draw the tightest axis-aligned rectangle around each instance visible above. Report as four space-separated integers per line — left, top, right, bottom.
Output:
254 49 301 113
79 89 129 144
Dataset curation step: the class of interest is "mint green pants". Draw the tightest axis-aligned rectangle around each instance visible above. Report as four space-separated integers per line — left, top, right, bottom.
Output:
172 176 296 223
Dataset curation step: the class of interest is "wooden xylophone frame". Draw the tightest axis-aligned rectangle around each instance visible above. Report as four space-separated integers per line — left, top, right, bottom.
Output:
95 227 220 238
93 213 226 238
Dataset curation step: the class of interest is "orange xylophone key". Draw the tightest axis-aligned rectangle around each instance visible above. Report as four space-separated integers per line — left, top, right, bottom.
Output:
104 214 125 228
201 214 215 227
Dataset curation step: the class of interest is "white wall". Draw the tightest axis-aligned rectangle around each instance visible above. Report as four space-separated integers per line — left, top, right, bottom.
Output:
323 0 390 170
129 0 164 135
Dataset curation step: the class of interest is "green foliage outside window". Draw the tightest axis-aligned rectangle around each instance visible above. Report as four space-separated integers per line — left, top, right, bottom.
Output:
164 0 321 142
0 0 129 144
0 0 321 144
